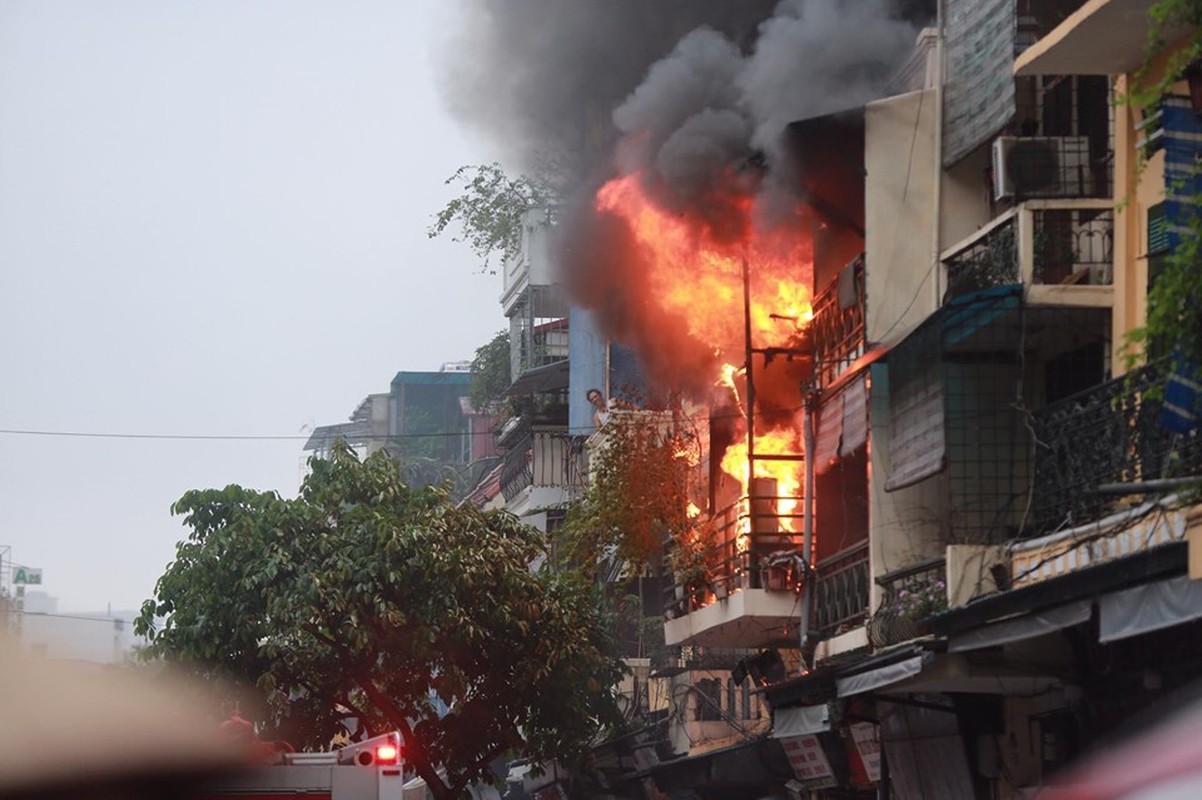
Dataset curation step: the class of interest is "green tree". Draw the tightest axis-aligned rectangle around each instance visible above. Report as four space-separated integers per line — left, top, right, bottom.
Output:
135 442 625 800
427 163 553 273
559 410 698 576
468 330 513 414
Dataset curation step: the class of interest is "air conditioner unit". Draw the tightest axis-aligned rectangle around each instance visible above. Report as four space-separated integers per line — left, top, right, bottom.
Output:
992 136 1090 201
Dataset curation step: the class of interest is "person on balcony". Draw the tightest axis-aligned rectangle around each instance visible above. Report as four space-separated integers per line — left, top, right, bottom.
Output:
587 388 609 430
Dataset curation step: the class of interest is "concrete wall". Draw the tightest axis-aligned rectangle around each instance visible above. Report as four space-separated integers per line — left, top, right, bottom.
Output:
569 307 607 435
865 88 939 348
14 611 140 664
868 362 949 608
940 142 995 254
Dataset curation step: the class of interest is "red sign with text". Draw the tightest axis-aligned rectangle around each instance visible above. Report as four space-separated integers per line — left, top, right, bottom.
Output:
780 735 836 787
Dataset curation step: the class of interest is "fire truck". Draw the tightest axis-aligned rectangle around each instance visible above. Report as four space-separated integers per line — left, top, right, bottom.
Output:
193 731 409 800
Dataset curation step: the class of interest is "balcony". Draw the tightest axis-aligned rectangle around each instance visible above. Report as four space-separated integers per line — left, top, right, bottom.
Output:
813 542 870 638
501 206 559 314
585 408 676 484
868 559 947 649
1029 360 1202 535
941 200 1113 307
497 419 587 516
662 499 806 650
661 496 871 650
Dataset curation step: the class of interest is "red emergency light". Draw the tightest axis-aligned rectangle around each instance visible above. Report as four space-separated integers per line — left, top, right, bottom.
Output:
374 743 399 764
339 732 402 767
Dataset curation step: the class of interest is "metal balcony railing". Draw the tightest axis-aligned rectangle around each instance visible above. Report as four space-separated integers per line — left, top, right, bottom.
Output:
499 424 588 502
1031 207 1113 286
810 254 866 389
663 499 805 619
943 212 1019 301
1030 360 1202 534
942 200 1114 303
814 542 870 638
868 558 947 649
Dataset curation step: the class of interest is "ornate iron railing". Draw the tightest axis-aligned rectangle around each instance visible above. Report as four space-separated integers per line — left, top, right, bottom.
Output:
1031 208 1114 286
814 542 870 637
943 214 1018 301
1030 360 1202 534
499 424 588 501
868 558 947 649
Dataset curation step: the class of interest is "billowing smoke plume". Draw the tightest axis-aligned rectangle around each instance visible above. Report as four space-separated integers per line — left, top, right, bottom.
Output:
438 0 777 180
440 1 930 396
609 0 917 234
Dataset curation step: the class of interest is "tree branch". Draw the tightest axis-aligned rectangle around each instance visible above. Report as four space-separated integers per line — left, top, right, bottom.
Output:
355 672 455 800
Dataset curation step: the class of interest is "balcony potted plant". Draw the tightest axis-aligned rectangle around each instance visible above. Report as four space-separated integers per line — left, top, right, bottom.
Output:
895 576 948 631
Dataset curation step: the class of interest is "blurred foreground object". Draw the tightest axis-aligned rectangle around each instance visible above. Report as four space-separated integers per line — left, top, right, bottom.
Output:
0 636 242 798
1038 696 1202 800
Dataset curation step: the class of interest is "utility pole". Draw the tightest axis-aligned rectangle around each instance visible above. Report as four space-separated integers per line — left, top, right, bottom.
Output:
797 381 818 671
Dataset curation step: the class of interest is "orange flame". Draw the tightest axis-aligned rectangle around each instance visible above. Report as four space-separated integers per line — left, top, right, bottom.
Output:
594 172 812 569
595 175 813 358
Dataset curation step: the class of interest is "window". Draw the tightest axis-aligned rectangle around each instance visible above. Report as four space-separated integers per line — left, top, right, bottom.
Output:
694 678 722 722
1148 202 1168 291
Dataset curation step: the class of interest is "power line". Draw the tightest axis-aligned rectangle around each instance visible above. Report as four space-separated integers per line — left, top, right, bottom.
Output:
0 405 798 444
0 427 521 442
0 428 309 441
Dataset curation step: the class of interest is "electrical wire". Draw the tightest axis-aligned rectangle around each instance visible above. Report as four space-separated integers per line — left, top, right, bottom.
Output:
0 403 807 444
0 608 137 624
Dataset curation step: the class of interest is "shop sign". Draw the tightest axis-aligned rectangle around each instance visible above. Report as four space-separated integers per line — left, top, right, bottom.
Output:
850 721 882 782
779 734 836 787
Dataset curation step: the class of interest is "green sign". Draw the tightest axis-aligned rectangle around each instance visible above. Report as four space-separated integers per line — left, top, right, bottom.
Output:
13 568 42 585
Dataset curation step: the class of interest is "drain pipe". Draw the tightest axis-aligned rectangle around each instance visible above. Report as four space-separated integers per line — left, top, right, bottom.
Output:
798 380 818 670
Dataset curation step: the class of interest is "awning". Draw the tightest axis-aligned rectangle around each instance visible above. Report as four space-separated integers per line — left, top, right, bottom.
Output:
949 599 1092 653
840 374 868 457
814 372 870 475
837 654 926 697
813 391 843 474
1099 575 1202 643
772 704 830 738
506 360 569 396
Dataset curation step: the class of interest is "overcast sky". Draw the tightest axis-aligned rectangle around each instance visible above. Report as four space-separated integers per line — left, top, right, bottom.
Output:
0 1 506 613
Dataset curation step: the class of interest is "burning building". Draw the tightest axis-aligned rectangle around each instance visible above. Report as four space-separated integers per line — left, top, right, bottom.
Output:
445 0 1202 798
447 1 922 793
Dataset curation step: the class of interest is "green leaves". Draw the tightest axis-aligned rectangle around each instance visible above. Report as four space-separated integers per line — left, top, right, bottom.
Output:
136 440 623 800
1125 3 1202 366
559 411 697 574
468 330 513 415
426 163 553 274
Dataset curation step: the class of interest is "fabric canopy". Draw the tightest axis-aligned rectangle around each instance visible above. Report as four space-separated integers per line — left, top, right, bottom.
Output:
1099 575 1202 643
772 704 831 738
837 655 925 697
949 599 1092 653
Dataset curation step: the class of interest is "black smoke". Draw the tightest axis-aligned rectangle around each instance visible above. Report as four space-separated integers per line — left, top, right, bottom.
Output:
438 1 934 394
